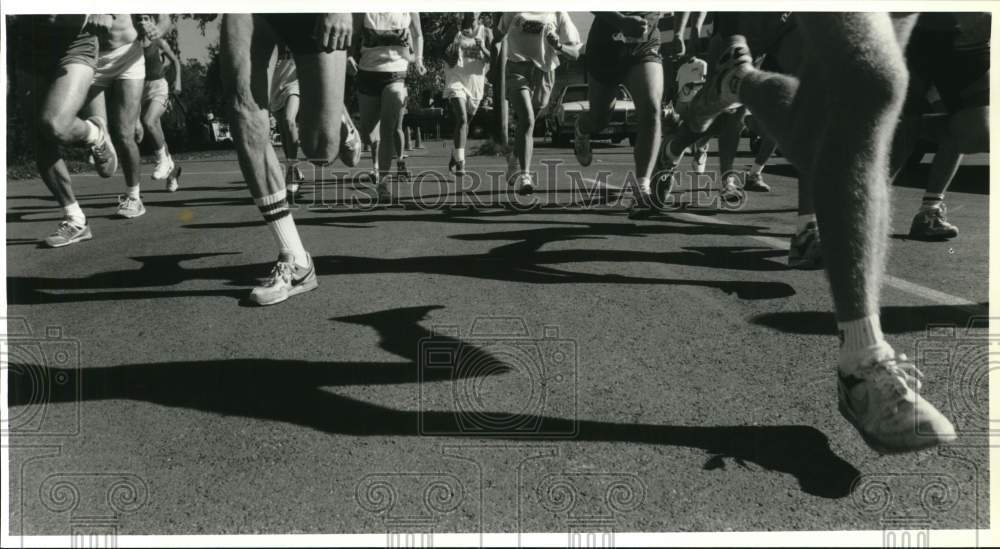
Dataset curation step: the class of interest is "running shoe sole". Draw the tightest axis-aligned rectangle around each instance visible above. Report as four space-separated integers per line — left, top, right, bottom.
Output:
253 276 319 306
837 383 948 455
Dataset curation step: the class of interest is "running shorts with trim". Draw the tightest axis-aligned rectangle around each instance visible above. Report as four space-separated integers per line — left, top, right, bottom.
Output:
444 77 486 114
142 77 170 108
505 60 555 111
270 80 300 112
93 40 145 88
356 69 407 96
15 15 99 76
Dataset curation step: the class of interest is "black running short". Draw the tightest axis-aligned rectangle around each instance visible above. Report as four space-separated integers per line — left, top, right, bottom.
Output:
586 13 662 86
905 25 990 113
14 15 99 76
356 69 407 96
258 13 343 55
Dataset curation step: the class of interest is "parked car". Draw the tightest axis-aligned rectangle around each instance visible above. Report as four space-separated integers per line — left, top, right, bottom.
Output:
547 84 637 147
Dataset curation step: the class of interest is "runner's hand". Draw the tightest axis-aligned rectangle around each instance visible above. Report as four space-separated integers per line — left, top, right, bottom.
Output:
414 58 427 76
314 13 352 52
673 38 686 58
346 56 359 77
173 81 182 95
545 29 560 48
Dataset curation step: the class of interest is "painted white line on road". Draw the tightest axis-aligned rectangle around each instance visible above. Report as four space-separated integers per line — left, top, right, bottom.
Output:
587 178 984 313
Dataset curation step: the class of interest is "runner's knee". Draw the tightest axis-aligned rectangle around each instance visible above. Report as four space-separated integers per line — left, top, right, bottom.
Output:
39 115 75 144
826 49 908 116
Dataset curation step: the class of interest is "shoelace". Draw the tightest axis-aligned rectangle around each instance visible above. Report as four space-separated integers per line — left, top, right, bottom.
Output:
265 261 294 287
55 221 79 238
927 205 948 224
92 137 110 162
118 196 140 209
856 353 924 403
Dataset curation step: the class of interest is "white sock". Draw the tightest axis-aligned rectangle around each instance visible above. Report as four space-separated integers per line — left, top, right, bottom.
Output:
454 147 465 162
155 147 169 161
254 190 308 267
837 315 893 372
126 185 141 199
637 177 652 195
84 120 102 146
922 193 944 210
797 213 817 233
62 202 85 225
750 162 764 175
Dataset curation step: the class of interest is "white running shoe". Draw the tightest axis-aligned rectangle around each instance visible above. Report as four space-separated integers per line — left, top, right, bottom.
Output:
692 149 708 174
838 351 957 454
517 173 534 195
340 113 363 168
88 116 118 178
44 219 92 248
166 165 182 192
719 174 743 204
152 155 175 180
686 35 754 133
116 195 146 218
249 251 318 306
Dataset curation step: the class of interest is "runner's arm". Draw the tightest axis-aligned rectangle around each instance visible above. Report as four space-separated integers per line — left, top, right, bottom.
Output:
157 38 183 93
410 13 426 74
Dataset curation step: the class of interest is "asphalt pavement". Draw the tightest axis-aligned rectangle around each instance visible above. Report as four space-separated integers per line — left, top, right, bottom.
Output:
5 138 990 537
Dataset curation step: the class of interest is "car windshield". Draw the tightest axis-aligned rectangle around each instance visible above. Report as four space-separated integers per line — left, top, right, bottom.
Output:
562 87 588 103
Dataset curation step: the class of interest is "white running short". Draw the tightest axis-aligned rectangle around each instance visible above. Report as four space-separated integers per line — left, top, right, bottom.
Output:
92 40 145 88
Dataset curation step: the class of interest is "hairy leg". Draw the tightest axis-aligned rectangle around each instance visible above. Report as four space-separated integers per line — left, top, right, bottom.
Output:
293 49 347 164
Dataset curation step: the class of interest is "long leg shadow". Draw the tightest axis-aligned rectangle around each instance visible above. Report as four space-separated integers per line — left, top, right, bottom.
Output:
8 220 798 304
8 306 858 499
750 303 989 335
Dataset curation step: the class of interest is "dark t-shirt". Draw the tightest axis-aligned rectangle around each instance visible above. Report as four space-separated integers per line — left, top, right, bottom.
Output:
144 41 165 81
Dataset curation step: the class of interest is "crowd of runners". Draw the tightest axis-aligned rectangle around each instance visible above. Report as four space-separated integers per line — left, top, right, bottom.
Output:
9 12 990 456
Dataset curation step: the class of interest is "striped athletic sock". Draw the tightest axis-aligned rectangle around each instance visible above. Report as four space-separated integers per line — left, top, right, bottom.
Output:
254 189 308 267
922 193 945 210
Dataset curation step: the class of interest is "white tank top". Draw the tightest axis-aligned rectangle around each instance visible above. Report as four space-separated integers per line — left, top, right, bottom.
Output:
359 12 412 73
